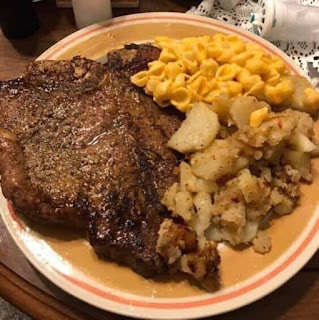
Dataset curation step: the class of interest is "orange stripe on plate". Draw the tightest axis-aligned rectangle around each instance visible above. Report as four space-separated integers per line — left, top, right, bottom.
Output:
55 217 319 309
6 195 319 308
44 15 300 76
7 15 310 310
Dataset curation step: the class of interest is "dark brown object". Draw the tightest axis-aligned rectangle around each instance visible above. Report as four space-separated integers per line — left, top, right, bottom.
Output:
0 1 318 319
0 57 108 229
88 45 184 277
0 44 219 277
0 38 220 280
0 42 218 278
0 0 39 39
0 43 182 277
107 43 162 76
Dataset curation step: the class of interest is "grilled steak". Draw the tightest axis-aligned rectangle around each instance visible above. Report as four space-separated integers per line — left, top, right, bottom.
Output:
107 43 162 77
0 58 108 228
0 45 219 279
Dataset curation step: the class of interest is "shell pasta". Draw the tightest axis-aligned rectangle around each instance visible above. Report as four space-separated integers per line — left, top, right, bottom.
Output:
131 34 319 113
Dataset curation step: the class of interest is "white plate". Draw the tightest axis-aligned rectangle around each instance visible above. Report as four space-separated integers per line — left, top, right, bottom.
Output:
1 13 319 320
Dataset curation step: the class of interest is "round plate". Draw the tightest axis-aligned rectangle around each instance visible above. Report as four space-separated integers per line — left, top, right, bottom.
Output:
1 12 319 320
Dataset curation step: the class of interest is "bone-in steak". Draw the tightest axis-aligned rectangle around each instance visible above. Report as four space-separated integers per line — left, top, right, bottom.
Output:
0 45 219 279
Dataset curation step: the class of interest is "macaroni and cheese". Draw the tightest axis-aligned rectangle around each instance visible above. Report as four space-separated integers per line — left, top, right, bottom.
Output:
131 34 319 113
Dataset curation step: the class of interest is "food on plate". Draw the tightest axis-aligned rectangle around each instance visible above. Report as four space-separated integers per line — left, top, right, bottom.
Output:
1 32 319 290
131 35 319 113
130 35 319 254
167 102 220 153
162 97 317 252
156 218 219 280
0 44 219 281
250 107 269 128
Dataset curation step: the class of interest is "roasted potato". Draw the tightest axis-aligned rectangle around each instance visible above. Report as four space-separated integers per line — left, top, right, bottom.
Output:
180 161 218 193
283 149 312 181
230 96 269 128
167 102 220 154
161 182 179 212
189 192 214 234
289 132 317 153
280 75 319 114
190 139 241 181
174 191 195 221
161 91 317 254
252 231 272 254
237 169 260 203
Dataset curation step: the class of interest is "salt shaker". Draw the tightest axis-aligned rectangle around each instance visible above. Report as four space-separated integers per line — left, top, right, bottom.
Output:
72 0 112 29
251 0 319 42
218 0 241 11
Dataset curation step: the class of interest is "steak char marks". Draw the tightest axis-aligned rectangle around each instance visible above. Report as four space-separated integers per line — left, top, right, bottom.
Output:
0 58 108 228
88 45 183 276
0 45 219 279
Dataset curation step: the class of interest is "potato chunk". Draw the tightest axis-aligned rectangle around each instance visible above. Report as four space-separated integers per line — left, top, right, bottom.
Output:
190 139 241 181
192 178 218 193
230 96 269 128
283 150 312 181
189 192 214 234
174 191 195 222
167 102 220 153
161 182 179 212
180 161 218 193
180 161 197 192
281 75 319 114
289 132 316 153
253 231 272 254
237 169 260 203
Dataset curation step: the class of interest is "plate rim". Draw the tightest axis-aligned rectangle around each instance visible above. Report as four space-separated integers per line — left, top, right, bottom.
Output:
1 12 318 319
2 199 319 319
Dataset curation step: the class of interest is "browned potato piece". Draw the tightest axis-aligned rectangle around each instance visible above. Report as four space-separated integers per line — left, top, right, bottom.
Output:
174 191 195 222
253 231 272 254
180 161 218 193
180 162 197 192
189 192 214 234
167 102 220 154
190 139 241 181
161 182 179 212
283 149 312 181
192 178 218 193
280 75 319 114
210 94 233 125
289 132 317 152
237 169 260 203
230 96 270 128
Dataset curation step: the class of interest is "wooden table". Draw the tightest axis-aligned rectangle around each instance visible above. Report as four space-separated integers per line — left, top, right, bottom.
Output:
0 0 318 319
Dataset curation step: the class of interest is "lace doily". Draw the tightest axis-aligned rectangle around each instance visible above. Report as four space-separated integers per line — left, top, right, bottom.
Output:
187 0 319 76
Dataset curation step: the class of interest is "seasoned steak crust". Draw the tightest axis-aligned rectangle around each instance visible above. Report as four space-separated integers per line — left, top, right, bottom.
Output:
0 46 182 276
86 77 181 276
107 43 161 77
0 45 219 279
0 57 107 228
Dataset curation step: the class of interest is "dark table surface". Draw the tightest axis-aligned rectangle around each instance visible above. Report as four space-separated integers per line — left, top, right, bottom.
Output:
0 0 318 319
